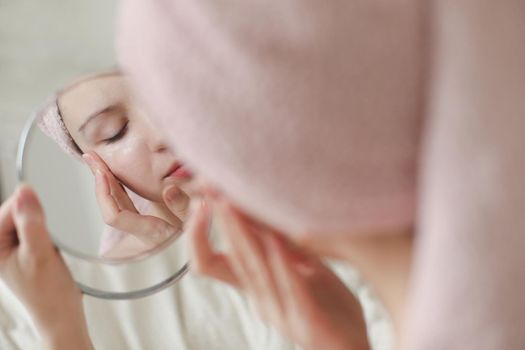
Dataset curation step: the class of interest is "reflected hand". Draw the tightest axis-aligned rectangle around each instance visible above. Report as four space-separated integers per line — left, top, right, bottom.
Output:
183 196 370 350
83 152 181 245
0 186 92 349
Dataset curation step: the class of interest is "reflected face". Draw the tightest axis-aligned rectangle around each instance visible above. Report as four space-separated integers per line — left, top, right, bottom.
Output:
58 73 191 202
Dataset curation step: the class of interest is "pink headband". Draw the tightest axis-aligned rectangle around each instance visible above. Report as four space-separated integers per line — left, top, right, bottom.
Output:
36 95 82 160
36 70 121 159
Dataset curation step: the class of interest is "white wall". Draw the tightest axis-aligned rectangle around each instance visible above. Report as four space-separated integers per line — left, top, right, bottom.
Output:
0 0 118 199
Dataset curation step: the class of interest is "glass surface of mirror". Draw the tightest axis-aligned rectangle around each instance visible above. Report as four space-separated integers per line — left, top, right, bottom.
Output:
24 122 106 257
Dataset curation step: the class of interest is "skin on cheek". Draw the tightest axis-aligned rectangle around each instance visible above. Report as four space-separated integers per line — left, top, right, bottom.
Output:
98 138 161 202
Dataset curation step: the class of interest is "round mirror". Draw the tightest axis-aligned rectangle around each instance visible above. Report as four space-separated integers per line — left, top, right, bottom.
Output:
16 71 202 299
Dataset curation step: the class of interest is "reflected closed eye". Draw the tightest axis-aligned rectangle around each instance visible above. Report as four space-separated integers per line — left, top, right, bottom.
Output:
104 121 129 144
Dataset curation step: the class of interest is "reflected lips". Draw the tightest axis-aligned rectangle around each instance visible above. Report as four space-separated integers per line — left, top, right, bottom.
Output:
165 163 192 180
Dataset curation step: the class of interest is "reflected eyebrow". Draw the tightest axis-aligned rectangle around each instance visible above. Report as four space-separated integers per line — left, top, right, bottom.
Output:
78 104 122 133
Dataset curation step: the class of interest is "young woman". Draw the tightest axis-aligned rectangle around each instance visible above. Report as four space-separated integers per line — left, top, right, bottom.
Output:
0 71 376 350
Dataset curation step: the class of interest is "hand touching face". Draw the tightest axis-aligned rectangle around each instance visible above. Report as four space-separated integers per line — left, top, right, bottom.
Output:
59 73 192 203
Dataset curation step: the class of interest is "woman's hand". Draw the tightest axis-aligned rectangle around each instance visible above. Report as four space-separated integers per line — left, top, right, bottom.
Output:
83 151 182 245
178 195 370 350
0 185 92 350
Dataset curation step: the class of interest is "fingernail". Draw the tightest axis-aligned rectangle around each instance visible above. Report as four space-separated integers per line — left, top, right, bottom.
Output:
15 187 39 217
164 186 180 203
83 154 95 173
94 169 104 183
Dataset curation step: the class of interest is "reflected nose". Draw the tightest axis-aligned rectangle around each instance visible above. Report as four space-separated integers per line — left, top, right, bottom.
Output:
149 128 169 153
152 138 168 153
141 114 169 153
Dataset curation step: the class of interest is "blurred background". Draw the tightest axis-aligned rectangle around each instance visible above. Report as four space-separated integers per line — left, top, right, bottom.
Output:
0 1 118 348
0 0 117 200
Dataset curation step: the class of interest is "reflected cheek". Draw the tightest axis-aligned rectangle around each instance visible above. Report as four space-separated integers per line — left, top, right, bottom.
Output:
99 142 147 180
96 141 158 200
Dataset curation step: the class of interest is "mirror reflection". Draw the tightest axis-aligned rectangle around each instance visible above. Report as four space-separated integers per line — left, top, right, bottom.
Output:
23 71 194 261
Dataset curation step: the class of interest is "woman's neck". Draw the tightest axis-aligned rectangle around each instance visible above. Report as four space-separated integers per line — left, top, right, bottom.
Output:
298 226 413 342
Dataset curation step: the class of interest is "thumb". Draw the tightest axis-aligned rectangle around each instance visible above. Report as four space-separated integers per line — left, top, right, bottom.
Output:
163 185 191 220
12 185 54 257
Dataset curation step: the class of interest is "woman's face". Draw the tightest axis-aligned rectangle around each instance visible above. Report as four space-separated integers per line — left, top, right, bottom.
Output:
58 73 191 202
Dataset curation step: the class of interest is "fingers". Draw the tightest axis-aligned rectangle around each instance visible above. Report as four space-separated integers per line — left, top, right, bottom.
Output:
11 185 54 258
96 180 180 243
84 152 182 246
84 153 119 217
268 233 322 326
0 195 15 235
83 152 111 173
187 199 238 285
212 198 327 333
187 200 214 270
113 210 180 244
83 152 137 213
0 186 55 264
105 172 138 212
0 195 17 260
163 185 191 220
93 170 121 225
217 201 284 321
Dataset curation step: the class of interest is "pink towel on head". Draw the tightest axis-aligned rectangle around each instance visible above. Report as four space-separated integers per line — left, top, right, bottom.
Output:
403 1 525 349
118 0 525 349
36 93 150 256
117 0 423 236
